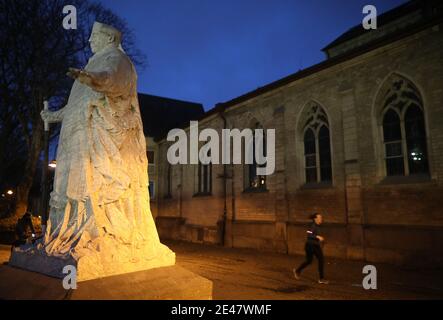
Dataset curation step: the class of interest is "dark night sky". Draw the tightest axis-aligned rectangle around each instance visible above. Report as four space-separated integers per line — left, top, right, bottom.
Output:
100 0 407 110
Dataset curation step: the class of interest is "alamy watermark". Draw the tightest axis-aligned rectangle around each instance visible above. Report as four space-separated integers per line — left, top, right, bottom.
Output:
63 5 77 30
362 5 377 30
62 265 77 290
167 121 276 176
362 265 377 290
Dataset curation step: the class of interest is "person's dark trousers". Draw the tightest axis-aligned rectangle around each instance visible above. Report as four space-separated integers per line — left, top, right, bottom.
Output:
296 242 325 279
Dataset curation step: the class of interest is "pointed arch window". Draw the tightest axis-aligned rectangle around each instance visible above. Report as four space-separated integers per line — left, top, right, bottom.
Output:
381 77 429 177
303 105 332 184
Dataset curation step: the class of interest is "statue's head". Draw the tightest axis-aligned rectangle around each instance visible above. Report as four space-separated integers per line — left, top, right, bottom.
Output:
89 22 122 54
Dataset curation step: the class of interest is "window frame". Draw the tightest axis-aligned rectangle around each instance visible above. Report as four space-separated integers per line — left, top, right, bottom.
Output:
301 104 332 186
244 123 268 192
196 161 212 196
381 105 429 178
303 128 318 184
303 125 332 185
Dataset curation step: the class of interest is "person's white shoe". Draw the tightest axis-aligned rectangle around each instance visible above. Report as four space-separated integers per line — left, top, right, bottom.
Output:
293 268 300 280
318 279 329 284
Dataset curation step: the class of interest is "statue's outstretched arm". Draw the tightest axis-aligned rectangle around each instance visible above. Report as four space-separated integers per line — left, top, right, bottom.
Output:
40 107 67 124
67 54 132 98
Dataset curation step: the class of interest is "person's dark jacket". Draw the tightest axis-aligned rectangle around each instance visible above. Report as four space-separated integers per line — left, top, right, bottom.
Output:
15 212 35 241
306 222 321 245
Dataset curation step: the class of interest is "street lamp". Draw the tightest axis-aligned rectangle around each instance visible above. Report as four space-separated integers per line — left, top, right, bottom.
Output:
6 190 13 195
40 100 50 230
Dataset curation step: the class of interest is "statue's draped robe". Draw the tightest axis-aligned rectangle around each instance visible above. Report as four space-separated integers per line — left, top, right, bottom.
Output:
44 46 168 265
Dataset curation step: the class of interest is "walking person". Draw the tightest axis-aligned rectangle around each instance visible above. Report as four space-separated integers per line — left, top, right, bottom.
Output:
293 213 329 284
13 211 36 247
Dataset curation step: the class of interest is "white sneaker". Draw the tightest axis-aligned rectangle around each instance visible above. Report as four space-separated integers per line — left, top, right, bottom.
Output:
318 279 329 284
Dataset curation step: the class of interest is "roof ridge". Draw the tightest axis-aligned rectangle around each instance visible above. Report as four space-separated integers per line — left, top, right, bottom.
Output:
138 92 203 107
322 0 422 51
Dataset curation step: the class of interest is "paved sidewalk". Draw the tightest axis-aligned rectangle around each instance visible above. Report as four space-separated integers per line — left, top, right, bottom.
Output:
166 240 443 300
1 241 442 299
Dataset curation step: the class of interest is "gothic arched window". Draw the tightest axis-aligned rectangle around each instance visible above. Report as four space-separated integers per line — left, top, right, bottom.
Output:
381 77 429 177
303 104 332 184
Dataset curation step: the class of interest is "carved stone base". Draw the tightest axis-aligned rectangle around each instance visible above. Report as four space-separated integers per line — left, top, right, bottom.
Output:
0 264 213 300
9 243 176 282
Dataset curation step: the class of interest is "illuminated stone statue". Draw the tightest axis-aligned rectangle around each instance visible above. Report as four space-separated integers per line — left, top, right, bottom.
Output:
10 22 175 281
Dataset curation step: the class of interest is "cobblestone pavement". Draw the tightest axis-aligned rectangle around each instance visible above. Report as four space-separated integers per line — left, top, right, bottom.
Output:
1 242 442 300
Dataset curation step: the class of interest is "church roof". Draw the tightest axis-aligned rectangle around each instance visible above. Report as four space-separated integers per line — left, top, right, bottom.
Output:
138 93 204 140
322 0 424 54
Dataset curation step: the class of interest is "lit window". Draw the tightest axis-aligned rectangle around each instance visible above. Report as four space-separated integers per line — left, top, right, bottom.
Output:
245 123 267 191
381 78 429 176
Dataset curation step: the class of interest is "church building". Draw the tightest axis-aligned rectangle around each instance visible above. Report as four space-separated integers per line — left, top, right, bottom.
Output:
153 0 443 267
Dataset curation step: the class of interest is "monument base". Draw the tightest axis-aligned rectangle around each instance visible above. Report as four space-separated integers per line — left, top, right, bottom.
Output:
9 241 176 281
0 264 213 300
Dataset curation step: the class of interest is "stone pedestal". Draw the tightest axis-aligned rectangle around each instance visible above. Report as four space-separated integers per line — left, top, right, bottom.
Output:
9 243 176 282
0 264 212 300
